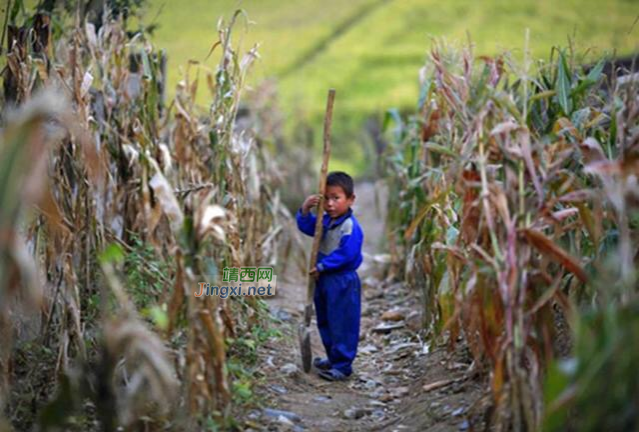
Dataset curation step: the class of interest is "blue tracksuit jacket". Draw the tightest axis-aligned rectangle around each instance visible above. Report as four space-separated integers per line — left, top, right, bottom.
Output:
296 207 363 375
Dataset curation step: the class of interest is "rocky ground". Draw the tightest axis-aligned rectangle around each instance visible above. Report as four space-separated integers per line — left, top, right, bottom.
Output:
238 182 489 431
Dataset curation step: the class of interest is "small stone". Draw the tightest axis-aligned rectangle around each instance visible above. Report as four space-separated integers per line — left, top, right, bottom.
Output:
372 322 405 334
451 382 466 393
319 419 335 428
372 253 392 264
420 343 431 355
387 282 405 292
277 415 295 426
459 420 470 431
448 362 471 371
360 344 379 355
362 276 380 289
364 287 384 300
365 379 378 390
265 356 276 368
313 395 331 403
379 393 394 402
452 407 465 417
372 409 386 421
263 408 301 423
381 309 405 322
369 389 384 399
270 307 292 322
343 407 367 420
405 311 422 332
247 410 261 420
386 342 418 354
281 363 299 377
270 384 288 395
393 386 410 397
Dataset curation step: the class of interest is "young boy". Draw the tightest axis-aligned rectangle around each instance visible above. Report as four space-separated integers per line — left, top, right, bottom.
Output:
296 171 364 381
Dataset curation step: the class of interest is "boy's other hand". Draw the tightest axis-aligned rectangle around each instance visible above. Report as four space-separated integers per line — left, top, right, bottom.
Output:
309 266 320 280
301 194 321 215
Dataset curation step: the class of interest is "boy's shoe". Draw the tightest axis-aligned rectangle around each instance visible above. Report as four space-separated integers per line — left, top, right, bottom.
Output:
317 368 349 382
313 357 332 370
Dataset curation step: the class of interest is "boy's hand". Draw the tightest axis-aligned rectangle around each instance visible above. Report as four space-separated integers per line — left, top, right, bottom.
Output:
309 266 320 280
301 194 321 215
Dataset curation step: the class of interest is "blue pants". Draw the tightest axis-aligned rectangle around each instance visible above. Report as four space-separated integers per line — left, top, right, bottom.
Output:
314 270 361 376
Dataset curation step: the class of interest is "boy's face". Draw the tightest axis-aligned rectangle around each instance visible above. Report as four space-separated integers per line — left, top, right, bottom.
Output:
324 185 355 219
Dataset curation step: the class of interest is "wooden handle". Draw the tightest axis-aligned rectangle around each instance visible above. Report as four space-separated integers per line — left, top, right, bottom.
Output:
305 89 335 313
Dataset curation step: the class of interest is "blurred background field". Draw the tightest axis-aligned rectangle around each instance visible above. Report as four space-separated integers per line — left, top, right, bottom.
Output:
142 0 638 173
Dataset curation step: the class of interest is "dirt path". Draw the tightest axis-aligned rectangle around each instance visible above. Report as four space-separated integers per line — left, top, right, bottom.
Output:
245 181 485 431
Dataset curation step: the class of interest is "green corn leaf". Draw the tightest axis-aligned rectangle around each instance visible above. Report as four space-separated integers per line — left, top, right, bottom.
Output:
557 51 573 115
382 108 403 133
99 243 125 264
585 58 605 84
10 0 23 24
140 49 152 81
417 78 432 110
571 59 605 100
425 142 459 159
530 89 556 101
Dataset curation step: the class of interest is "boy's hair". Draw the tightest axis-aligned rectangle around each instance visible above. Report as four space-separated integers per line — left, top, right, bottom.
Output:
326 171 354 197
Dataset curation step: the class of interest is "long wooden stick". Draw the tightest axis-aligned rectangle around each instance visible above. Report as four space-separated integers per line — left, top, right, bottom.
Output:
304 89 335 326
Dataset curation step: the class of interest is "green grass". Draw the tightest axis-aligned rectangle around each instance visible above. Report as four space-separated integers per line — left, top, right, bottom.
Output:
127 0 639 173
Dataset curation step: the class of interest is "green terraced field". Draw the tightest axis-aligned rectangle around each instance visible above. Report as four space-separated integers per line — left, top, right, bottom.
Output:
146 0 637 173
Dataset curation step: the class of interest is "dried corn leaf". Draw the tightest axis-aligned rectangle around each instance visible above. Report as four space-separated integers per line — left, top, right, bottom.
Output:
520 228 587 283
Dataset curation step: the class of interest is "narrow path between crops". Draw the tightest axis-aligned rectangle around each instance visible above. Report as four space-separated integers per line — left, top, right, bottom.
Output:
244 181 486 432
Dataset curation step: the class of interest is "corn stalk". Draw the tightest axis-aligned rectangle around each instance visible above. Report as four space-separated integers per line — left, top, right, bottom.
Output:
1 7 287 430
383 40 633 430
